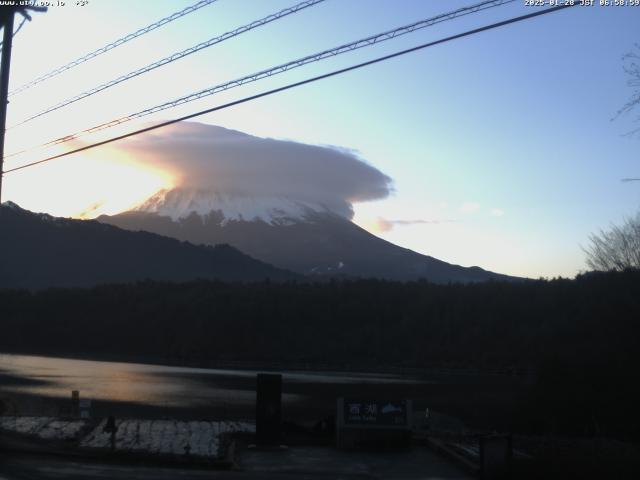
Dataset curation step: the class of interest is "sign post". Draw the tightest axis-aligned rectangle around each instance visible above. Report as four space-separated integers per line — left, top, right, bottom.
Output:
71 390 80 418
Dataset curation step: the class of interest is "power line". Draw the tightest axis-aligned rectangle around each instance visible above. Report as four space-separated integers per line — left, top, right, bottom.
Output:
8 0 218 97
5 0 516 157
10 0 327 129
3 4 577 175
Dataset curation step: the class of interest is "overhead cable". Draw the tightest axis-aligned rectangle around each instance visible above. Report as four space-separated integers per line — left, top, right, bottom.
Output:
9 0 219 96
10 0 326 128
7 0 516 156
3 4 577 175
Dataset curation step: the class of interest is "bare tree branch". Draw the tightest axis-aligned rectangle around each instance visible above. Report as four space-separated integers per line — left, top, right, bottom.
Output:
613 43 640 137
584 212 640 271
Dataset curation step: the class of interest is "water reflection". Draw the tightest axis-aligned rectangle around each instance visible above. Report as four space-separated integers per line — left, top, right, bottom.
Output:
0 354 430 408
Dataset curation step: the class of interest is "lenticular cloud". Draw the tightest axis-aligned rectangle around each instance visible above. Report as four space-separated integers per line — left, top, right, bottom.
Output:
120 122 392 219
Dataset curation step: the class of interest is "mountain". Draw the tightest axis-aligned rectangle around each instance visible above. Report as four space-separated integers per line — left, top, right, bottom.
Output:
99 188 518 283
0 201 297 289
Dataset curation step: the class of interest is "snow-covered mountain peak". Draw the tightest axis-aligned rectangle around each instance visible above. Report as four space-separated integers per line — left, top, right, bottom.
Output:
134 188 328 225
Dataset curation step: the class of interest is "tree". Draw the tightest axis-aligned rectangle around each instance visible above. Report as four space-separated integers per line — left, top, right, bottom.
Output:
616 43 640 136
584 211 640 271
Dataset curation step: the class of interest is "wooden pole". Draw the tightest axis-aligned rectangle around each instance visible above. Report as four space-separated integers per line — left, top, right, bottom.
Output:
0 11 15 203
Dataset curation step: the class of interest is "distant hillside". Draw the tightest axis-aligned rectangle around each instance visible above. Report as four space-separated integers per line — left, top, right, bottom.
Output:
0 202 296 289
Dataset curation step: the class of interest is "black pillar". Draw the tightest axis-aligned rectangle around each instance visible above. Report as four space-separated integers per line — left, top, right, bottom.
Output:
256 373 282 445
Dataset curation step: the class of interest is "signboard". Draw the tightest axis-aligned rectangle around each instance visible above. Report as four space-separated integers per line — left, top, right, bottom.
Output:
336 398 412 449
343 399 409 427
79 398 91 419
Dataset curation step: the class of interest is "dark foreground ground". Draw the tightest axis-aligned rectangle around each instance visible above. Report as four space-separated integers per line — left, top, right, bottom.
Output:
0 447 473 480
2 432 640 479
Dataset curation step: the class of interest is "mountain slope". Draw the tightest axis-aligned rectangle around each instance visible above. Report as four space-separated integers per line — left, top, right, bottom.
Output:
100 189 518 283
0 202 296 289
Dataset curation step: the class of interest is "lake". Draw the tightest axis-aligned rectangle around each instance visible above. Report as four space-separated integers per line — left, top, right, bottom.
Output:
0 353 433 418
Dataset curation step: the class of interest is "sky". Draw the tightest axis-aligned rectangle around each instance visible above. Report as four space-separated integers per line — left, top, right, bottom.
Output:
1 0 639 279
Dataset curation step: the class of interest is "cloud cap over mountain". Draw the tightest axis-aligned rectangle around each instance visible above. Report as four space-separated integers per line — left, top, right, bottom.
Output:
122 122 393 219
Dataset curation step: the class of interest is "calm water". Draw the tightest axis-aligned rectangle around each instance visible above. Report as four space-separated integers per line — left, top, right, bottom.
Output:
0 354 430 409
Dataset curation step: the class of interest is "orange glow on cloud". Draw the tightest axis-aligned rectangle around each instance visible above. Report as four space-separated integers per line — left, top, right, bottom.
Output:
3 142 174 219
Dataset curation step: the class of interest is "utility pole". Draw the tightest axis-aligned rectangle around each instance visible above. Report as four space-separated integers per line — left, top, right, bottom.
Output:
0 9 15 204
0 5 46 204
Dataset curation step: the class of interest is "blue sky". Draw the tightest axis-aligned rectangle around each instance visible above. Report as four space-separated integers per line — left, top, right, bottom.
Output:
2 0 639 278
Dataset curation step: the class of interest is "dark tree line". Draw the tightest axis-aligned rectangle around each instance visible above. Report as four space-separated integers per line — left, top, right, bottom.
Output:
0 271 638 369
